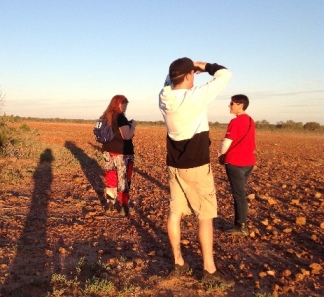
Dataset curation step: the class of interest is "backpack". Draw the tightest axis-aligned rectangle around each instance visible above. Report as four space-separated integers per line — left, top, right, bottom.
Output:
93 117 114 144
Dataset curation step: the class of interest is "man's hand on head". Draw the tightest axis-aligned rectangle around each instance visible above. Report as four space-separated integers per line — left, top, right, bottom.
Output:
193 62 207 73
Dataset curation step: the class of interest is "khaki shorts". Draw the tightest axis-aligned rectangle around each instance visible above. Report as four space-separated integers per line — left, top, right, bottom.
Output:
168 163 217 220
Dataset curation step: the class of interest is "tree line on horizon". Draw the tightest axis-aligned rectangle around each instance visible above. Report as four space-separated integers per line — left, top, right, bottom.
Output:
0 114 323 131
0 115 323 157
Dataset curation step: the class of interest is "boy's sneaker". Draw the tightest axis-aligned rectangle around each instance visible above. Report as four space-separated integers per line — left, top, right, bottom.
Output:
202 269 235 287
168 262 190 278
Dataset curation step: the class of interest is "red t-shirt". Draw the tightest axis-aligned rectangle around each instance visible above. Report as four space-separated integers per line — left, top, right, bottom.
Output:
224 114 256 166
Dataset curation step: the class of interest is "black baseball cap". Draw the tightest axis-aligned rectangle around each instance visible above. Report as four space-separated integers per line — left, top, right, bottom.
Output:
169 57 195 78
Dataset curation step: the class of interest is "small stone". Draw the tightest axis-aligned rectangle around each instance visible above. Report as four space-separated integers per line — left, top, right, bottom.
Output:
268 198 277 205
295 273 304 281
134 258 143 265
259 271 267 278
309 263 322 274
301 268 310 276
282 269 291 277
320 222 324 229
283 228 292 233
261 219 269 226
239 262 245 270
296 217 306 225
282 285 295 293
267 270 275 276
258 194 268 200
248 194 255 200
315 192 322 198
58 247 67 254
108 258 118 266
272 283 280 292
180 239 190 245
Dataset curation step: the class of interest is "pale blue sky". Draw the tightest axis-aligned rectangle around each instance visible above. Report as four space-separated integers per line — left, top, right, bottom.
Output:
1 0 323 124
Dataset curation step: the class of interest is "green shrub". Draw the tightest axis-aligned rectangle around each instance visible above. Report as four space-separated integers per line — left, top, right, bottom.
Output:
19 123 31 132
303 122 321 131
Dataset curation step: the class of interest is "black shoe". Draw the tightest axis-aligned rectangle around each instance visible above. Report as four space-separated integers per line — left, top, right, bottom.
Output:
225 223 248 236
202 269 235 287
167 262 190 278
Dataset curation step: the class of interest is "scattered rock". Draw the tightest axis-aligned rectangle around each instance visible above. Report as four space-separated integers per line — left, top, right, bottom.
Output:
1 123 323 297
290 199 300 205
261 219 269 226
295 273 305 281
58 247 67 254
268 198 277 205
180 239 190 245
309 263 322 274
259 271 267 278
247 193 255 200
296 216 306 225
282 269 291 277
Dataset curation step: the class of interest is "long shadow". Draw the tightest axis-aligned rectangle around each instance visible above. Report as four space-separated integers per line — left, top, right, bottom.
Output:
132 167 202 276
1 149 54 297
63 143 194 278
133 168 169 192
65 141 105 204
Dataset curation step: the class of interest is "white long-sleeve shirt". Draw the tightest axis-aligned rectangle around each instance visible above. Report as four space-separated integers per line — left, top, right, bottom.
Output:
159 64 232 168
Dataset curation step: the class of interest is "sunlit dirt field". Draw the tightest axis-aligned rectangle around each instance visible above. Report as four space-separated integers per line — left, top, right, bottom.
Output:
0 122 323 297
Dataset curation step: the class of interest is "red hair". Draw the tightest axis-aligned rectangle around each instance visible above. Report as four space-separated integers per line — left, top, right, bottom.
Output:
102 95 128 125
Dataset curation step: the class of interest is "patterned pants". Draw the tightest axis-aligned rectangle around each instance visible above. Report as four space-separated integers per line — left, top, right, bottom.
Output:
103 152 134 206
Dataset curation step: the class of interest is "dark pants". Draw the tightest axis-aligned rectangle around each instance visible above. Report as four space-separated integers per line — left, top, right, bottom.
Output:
225 164 254 225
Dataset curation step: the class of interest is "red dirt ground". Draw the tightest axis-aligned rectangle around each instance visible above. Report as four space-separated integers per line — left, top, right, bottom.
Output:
0 122 323 297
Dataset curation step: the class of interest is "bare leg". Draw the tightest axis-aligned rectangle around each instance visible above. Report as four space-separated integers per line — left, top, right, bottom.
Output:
199 218 216 273
167 211 184 266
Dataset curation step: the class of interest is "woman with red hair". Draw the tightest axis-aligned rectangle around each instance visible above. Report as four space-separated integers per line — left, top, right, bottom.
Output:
101 95 137 216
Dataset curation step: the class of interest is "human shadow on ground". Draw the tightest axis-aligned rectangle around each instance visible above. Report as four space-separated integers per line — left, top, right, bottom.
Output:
131 167 204 278
65 141 105 205
61 143 165 279
1 148 54 297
